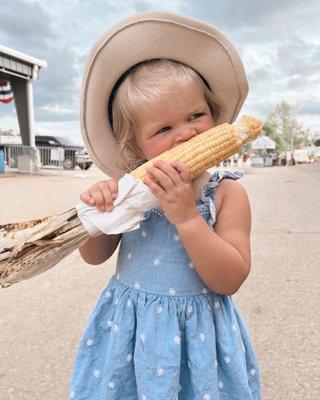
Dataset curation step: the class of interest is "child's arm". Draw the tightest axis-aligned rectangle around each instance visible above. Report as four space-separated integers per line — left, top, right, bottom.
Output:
176 179 251 295
79 233 122 265
78 177 121 264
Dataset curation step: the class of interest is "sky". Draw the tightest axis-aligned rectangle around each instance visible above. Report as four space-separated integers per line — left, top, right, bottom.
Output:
0 0 319 146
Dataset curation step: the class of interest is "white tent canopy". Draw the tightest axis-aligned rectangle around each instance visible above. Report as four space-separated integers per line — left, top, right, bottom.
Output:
251 135 276 150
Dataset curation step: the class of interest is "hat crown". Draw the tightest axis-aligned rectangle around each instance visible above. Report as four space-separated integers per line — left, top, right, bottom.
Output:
81 11 248 179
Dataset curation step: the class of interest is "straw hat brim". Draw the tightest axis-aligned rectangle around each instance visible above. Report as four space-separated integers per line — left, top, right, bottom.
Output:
81 11 248 179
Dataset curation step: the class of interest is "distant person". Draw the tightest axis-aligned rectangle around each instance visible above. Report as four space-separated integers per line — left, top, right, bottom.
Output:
243 152 248 166
234 153 240 166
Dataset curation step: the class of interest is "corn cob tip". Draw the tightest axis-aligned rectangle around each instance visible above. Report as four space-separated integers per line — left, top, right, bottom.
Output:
235 115 262 144
243 115 262 136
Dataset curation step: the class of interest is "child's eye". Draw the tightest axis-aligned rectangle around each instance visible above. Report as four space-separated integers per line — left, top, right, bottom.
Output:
156 126 171 134
190 113 204 120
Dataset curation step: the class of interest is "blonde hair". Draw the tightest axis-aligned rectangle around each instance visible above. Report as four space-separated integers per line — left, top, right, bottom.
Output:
110 59 220 172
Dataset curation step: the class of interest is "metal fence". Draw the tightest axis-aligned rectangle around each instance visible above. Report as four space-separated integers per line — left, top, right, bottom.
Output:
2 145 65 174
37 146 64 171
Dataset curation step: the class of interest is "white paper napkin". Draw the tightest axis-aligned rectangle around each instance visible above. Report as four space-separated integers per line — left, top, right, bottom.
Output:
75 173 161 236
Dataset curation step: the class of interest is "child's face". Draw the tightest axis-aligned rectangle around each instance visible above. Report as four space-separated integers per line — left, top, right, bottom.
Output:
133 82 215 160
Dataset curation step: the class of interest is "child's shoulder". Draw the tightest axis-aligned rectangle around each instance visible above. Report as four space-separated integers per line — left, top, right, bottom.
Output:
214 174 249 217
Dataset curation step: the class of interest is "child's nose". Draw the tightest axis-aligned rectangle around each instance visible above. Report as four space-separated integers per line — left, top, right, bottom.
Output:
174 127 197 145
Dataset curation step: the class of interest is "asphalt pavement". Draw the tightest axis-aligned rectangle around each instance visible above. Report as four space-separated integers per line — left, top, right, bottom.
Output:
0 164 319 399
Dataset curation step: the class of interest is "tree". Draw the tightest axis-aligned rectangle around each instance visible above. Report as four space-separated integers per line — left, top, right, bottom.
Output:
262 122 287 153
263 101 311 152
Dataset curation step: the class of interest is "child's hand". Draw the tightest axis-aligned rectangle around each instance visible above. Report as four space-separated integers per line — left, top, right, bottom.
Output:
80 179 118 212
143 160 199 225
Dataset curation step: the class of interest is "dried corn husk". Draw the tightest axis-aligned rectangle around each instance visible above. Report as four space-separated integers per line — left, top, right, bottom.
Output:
0 209 90 288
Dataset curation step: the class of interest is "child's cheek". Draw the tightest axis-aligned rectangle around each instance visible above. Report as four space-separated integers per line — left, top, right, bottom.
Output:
150 139 172 158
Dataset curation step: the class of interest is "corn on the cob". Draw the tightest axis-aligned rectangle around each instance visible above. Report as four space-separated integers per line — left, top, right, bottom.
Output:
0 115 261 288
131 115 261 180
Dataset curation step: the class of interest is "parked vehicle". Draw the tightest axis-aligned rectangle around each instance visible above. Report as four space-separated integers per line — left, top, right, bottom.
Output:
35 135 93 170
75 148 93 170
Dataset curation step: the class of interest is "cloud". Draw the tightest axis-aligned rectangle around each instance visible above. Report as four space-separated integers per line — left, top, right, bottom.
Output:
33 45 82 107
276 38 320 77
35 103 79 122
297 97 320 116
0 0 54 54
0 0 319 139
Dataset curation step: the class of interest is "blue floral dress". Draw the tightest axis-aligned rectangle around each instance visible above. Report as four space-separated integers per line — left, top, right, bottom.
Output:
69 170 261 400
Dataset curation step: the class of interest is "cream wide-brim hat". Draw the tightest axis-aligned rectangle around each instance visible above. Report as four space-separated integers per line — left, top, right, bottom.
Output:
81 11 248 179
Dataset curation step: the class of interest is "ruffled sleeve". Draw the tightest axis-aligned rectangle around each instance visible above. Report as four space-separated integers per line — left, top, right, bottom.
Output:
199 169 244 227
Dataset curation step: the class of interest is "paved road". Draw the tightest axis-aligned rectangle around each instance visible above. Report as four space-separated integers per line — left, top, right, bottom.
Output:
0 164 319 399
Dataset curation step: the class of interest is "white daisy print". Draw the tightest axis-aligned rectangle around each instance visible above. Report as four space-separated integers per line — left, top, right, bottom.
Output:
127 252 132 259
93 369 101 377
156 305 163 314
112 323 119 332
173 234 180 242
231 323 238 332
203 393 211 400
169 288 176 295
139 332 145 343
127 299 133 307
114 298 119 306
187 305 193 314
105 290 112 299
202 288 208 294
106 320 113 328
153 258 161 266
141 230 147 237
250 368 256 376
213 300 220 309
173 335 181 344
217 381 224 389
157 366 165 376
107 381 116 389
126 354 133 363
141 394 148 400
199 333 206 341
224 355 232 364
86 338 94 346
134 282 140 289
189 262 194 269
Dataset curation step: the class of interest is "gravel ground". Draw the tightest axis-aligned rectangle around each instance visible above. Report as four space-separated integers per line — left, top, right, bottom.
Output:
0 164 319 400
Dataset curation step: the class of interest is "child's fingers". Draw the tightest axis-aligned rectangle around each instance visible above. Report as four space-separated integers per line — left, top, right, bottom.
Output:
89 187 109 212
171 160 191 182
80 180 117 212
80 192 96 206
96 181 116 211
108 180 119 200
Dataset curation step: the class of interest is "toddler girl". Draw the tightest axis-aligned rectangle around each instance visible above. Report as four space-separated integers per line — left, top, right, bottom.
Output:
69 11 261 400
